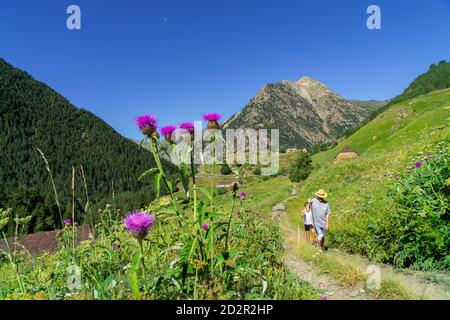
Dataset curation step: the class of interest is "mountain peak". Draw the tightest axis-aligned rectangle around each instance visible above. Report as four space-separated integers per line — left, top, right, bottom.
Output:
298 76 321 84
224 75 378 148
295 76 330 91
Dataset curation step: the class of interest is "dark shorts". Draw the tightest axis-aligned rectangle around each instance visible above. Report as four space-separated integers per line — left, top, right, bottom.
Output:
304 224 313 231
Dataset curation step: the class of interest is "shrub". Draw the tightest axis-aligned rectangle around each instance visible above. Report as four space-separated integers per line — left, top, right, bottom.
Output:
217 187 228 195
220 164 232 175
383 143 450 270
277 167 287 176
288 151 312 183
253 166 261 176
330 142 450 271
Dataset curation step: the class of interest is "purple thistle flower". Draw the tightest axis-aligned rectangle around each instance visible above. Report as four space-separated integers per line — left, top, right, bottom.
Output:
161 125 177 142
201 223 209 231
415 161 423 167
426 153 433 158
235 210 241 217
112 243 121 250
123 211 155 240
240 191 247 199
160 125 176 138
179 122 195 133
63 219 72 226
203 113 222 122
136 115 157 131
320 295 329 300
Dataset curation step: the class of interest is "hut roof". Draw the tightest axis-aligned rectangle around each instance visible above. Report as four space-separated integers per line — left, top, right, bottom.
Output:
340 146 357 154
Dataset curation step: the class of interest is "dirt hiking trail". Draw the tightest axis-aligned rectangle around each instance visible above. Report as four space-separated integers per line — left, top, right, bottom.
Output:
272 188 450 300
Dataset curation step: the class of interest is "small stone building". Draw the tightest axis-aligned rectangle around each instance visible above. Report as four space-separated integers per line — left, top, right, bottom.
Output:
335 146 359 161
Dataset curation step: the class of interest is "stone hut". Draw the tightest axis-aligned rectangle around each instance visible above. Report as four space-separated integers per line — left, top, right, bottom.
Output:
335 146 359 161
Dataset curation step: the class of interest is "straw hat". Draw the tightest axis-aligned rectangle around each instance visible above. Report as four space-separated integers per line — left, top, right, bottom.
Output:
315 189 328 199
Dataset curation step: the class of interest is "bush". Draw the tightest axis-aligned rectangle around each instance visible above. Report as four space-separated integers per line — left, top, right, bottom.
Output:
277 167 287 176
381 143 450 270
220 164 232 175
288 151 312 183
330 142 450 271
216 187 228 196
253 166 261 176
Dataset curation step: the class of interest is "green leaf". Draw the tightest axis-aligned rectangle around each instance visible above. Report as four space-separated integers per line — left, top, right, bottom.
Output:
180 237 197 285
214 255 225 269
129 252 141 300
166 180 173 193
138 168 159 181
138 138 146 149
229 247 240 258
180 164 190 194
198 187 212 201
0 208 11 231
154 173 162 198
0 218 8 231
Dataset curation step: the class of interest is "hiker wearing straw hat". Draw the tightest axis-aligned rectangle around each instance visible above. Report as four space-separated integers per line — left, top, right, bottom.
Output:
310 189 330 251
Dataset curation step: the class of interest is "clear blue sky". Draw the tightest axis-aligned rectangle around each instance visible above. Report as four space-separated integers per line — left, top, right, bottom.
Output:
1 0 449 139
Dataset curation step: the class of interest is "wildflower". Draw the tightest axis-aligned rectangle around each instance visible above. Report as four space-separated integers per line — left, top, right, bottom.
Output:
235 210 241 217
160 125 177 143
136 115 158 138
201 223 209 231
203 113 222 129
123 211 155 240
179 122 195 141
415 161 423 167
240 191 247 200
426 152 433 157
179 122 195 133
112 243 121 250
320 295 329 300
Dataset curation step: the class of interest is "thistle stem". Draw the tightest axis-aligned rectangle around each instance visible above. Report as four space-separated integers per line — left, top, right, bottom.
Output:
190 146 197 221
138 239 148 295
138 239 147 273
210 138 216 211
148 138 183 227
224 193 237 256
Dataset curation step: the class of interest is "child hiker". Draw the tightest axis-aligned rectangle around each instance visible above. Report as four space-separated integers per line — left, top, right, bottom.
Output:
302 200 316 244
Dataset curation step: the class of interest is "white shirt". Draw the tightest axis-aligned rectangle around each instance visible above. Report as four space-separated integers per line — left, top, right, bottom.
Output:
304 209 313 225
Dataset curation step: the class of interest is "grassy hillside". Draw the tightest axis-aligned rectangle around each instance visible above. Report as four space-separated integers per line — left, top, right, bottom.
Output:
286 88 450 270
0 59 177 235
390 60 450 105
